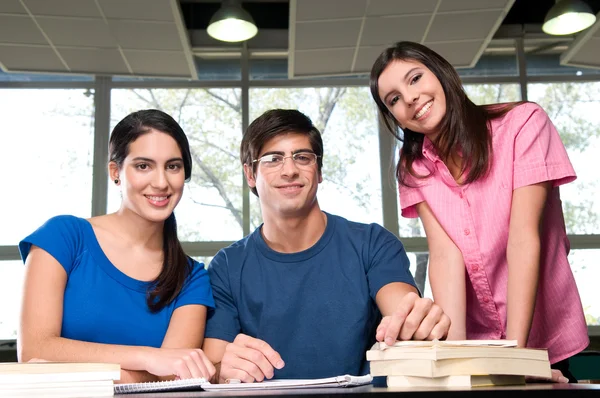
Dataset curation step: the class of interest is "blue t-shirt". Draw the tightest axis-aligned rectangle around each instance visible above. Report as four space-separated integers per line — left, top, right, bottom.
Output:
19 215 214 348
205 212 416 379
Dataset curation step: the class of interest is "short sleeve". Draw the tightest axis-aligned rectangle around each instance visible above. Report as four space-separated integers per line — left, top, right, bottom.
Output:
173 260 215 310
18 215 83 274
365 224 418 299
399 183 425 219
204 250 240 342
512 103 576 189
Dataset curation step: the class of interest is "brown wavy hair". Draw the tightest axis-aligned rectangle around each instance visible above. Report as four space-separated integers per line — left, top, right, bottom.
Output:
370 41 523 186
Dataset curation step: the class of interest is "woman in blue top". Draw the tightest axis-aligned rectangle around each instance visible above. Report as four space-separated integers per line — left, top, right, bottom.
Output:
19 109 215 383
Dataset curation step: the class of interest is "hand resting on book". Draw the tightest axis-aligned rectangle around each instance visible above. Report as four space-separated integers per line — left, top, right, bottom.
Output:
376 291 450 346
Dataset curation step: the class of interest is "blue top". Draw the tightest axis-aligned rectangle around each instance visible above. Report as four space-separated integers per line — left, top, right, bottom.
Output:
205 212 416 379
19 215 214 348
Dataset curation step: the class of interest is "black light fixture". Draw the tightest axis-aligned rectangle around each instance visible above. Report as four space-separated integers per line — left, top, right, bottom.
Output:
207 0 258 42
542 0 596 35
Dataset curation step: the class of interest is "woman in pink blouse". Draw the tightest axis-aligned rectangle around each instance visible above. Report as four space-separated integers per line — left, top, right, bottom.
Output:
369 41 588 383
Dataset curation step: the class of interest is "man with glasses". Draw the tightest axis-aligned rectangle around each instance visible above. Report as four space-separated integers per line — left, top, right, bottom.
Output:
202 109 450 383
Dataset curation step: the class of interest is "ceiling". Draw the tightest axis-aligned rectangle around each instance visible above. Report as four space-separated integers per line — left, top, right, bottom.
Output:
1 0 600 79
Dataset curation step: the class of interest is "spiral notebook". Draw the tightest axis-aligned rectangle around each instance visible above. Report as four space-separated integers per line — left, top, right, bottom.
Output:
114 374 373 394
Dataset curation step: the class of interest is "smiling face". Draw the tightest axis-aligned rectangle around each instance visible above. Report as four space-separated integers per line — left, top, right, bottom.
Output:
110 129 185 223
244 133 322 219
377 59 447 139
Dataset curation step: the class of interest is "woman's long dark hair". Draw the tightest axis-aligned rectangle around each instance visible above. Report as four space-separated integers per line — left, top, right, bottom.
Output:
370 41 522 185
109 109 193 313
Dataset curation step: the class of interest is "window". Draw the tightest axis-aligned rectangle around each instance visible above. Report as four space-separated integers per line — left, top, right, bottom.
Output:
0 89 94 245
0 261 25 339
570 250 600 325
109 88 244 241
528 82 600 235
249 87 382 227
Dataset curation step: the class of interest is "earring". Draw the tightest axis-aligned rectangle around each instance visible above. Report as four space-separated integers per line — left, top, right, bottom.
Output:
114 178 119 184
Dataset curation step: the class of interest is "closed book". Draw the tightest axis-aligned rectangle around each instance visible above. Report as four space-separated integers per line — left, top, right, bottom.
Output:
386 374 526 388
0 362 120 397
369 357 552 379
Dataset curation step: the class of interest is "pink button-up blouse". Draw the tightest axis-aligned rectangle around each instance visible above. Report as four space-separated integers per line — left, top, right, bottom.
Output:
399 102 589 364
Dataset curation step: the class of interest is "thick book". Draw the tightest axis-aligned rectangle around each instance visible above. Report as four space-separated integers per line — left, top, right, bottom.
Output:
386 374 526 388
114 374 373 394
367 340 552 379
0 362 120 397
369 356 552 378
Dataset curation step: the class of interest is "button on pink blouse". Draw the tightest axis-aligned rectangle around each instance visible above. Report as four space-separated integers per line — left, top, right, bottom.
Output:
399 103 589 363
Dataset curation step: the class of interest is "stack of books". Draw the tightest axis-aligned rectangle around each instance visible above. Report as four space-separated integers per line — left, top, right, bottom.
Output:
0 362 120 397
366 340 552 388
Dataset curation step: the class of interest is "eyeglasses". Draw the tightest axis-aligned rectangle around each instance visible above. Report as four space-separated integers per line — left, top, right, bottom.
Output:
252 152 320 169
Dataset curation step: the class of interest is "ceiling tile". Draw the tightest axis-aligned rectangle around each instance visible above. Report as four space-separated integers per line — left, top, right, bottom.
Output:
23 0 100 18
354 45 388 72
124 50 191 77
426 11 502 42
367 0 438 16
294 0 366 21
108 20 183 51
426 41 483 67
361 15 430 46
36 17 117 48
0 15 47 45
295 20 362 50
293 48 355 76
98 0 175 21
564 38 600 69
438 0 509 12
0 0 27 14
0 44 66 71
58 47 130 74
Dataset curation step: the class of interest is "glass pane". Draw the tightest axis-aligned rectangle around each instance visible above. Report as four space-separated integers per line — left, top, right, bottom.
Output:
457 54 518 78
192 256 213 269
0 70 93 82
109 88 244 242
463 83 521 104
0 261 25 339
0 89 94 245
249 87 382 228
570 249 600 325
526 54 600 77
406 252 432 299
528 82 600 234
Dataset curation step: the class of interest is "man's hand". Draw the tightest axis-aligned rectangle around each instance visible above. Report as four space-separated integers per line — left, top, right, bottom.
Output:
376 292 450 345
219 334 285 383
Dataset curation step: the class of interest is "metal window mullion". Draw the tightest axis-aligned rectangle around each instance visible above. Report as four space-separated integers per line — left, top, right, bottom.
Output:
515 37 528 101
378 116 400 238
91 76 111 216
241 43 251 237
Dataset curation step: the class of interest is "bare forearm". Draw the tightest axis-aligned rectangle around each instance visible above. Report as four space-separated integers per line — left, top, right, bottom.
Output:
118 370 160 384
429 255 466 340
506 238 540 347
20 336 154 372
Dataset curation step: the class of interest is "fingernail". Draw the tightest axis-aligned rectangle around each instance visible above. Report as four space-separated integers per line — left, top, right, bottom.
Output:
276 360 285 369
559 377 569 383
385 337 394 346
